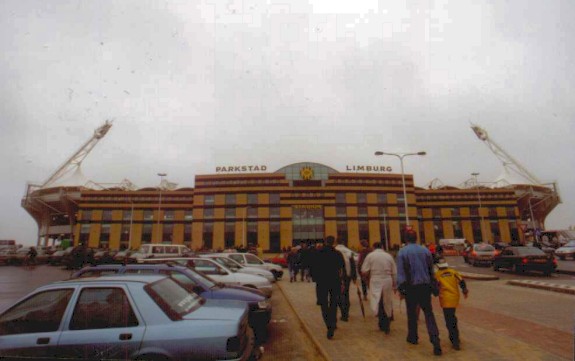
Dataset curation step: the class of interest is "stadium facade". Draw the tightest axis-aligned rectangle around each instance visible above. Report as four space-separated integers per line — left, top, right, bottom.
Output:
22 161 560 252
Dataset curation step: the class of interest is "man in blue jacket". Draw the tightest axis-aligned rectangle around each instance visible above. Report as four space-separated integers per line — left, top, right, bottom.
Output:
397 229 442 356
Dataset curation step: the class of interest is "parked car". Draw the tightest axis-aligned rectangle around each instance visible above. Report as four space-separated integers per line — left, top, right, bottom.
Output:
154 257 273 298
200 254 276 283
112 249 133 264
62 245 96 269
467 243 497 266
265 253 288 268
493 246 557 276
93 249 117 264
0 275 254 360
72 264 271 344
213 252 284 280
0 249 14 265
7 247 50 265
554 240 575 260
128 244 194 263
48 247 74 266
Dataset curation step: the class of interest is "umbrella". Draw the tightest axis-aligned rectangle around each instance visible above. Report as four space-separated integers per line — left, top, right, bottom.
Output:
356 283 365 319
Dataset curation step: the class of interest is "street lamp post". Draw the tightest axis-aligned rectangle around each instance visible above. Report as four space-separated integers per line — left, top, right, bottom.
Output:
157 173 167 242
471 172 486 243
374 151 426 226
128 198 134 250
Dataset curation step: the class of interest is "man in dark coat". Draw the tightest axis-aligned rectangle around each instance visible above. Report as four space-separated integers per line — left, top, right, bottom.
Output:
314 236 345 339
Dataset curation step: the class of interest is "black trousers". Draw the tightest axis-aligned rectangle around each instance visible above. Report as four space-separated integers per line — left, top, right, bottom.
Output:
378 296 391 332
317 282 341 330
337 277 351 319
442 308 460 345
404 284 440 345
360 277 368 297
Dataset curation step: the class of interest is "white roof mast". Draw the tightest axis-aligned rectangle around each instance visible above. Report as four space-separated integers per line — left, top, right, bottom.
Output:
470 124 542 185
41 120 113 188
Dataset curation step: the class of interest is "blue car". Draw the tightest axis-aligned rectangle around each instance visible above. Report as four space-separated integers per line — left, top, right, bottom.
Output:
0 275 254 360
72 264 272 343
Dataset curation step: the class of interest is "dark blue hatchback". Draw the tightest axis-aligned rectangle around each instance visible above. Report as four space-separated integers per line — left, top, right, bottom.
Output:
72 264 272 343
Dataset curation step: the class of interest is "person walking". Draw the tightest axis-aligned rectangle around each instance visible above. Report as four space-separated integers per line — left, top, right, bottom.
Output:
310 240 324 305
315 236 345 339
397 229 443 356
434 258 469 350
361 242 397 333
357 239 372 300
335 239 357 322
299 242 312 282
287 247 300 282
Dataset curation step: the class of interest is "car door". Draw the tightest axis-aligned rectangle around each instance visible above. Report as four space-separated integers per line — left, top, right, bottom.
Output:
244 254 265 269
229 254 246 265
0 288 74 359
57 286 145 360
192 259 236 285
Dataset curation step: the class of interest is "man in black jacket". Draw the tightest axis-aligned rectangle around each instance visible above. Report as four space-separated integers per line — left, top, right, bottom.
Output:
314 236 345 339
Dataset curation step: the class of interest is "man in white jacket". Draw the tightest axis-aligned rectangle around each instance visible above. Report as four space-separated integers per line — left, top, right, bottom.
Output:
335 240 357 322
361 241 397 333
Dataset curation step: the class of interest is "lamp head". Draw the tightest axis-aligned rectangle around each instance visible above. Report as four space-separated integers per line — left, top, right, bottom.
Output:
374 151 384 156
417 151 426 156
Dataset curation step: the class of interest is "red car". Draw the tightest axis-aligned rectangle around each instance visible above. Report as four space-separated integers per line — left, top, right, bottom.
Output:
266 253 288 268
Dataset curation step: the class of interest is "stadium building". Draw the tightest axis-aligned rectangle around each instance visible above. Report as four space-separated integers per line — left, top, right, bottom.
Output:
22 123 560 251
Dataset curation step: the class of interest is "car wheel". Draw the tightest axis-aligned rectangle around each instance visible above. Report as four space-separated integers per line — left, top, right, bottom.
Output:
271 270 282 280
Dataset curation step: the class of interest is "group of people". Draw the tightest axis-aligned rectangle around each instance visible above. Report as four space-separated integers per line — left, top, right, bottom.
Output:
303 231 469 356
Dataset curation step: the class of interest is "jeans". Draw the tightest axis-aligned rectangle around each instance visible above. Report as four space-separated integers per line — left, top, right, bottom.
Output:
442 308 460 345
404 284 440 345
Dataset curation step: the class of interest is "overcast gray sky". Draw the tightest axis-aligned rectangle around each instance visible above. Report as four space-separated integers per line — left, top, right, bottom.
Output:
1 0 574 245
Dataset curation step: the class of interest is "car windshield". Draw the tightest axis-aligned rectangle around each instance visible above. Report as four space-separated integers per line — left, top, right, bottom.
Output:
516 247 545 256
474 244 494 251
145 277 203 320
563 240 575 247
181 268 218 289
214 257 241 271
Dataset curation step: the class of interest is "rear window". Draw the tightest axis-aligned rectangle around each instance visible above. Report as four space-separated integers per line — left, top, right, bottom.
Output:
145 278 203 320
516 247 545 256
564 240 575 247
474 244 494 251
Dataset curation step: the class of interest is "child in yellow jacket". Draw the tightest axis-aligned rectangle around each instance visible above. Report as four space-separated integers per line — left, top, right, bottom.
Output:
434 258 469 350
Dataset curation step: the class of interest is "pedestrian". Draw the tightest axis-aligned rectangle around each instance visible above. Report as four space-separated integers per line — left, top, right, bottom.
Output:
299 242 312 282
315 236 345 339
310 240 325 305
357 239 372 300
361 242 397 333
287 247 300 282
27 246 38 266
335 239 357 322
434 257 469 351
397 229 443 356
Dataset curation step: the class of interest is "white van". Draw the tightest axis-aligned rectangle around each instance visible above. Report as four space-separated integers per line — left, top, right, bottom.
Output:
129 244 193 263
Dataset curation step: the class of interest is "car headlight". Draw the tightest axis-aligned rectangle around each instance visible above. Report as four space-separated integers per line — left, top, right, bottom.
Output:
258 300 270 309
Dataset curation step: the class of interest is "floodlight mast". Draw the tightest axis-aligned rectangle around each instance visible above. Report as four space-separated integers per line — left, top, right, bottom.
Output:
41 120 113 188
470 124 542 185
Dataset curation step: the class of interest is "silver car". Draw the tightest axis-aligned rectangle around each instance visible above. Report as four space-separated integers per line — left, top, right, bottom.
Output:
554 240 575 260
0 275 254 360
200 254 276 283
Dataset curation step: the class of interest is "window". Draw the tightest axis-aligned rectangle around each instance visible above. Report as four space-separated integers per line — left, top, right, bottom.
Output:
396 193 405 203
358 206 368 217
270 221 280 252
80 224 90 244
123 210 132 221
247 193 258 205
120 224 130 248
245 254 263 265
142 224 152 243
336 193 346 204
184 224 192 247
225 194 236 205
184 210 193 220
203 223 213 249
378 206 387 219
489 208 498 218
143 210 154 221
204 195 215 205
270 207 280 218
336 206 347 217
336 221 347 244
100 224 111 246
102 210 113 221
229 254 245 264
452 221 463 238
82 210 92 221
70 288 138 330
164 210 174 220
269 193 280 204
377 193 387 204
203 208 214 219
247 207 258 218
507 207 516 218
398 206 406 218
358 220 369 240
356 193 367 204
451 208 460 217
162 224 173 243
432 208 441 219
225 208 236 218
0 289 73 335
145 278 202 320
224 222 235 248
